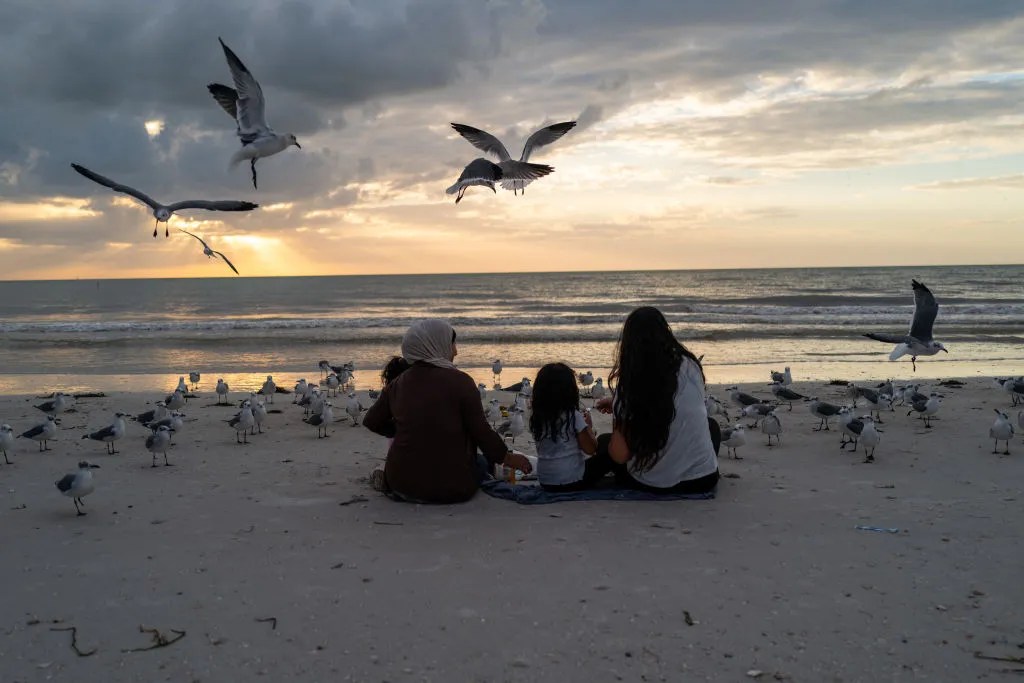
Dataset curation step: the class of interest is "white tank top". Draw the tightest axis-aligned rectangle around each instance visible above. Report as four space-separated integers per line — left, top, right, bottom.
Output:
626 358 718 487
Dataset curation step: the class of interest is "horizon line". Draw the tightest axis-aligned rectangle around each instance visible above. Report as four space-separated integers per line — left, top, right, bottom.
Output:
1 261 1022 284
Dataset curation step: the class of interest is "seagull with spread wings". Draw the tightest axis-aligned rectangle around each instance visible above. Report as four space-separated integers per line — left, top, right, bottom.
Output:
445 157 553 204
451 121 576 195
864 279 948 371
208 37 301 190
71 163 258 238
178 229 240 275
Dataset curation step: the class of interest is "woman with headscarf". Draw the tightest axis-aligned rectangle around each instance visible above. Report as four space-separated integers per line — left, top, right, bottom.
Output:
363 319 533 503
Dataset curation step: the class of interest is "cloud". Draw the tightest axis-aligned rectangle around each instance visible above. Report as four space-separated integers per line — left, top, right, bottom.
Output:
910 174 1024 190
2 1 1024 275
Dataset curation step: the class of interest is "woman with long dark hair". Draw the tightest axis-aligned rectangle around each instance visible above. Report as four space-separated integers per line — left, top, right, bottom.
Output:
595 306 721 494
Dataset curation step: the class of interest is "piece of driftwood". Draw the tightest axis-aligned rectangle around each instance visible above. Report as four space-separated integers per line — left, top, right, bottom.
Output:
121 625 186 653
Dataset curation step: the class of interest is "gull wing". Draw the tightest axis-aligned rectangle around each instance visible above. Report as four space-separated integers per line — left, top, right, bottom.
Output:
520 121 576 161
168 199 258 212
88 425 116 441
55 473 76 492
71 163 160 210
207 83 239 120
497 160 554 181
451 123 512 161
864 332 907 345
177 228 210 251
217 38 271 141
213 251 240 275
908 279 938 342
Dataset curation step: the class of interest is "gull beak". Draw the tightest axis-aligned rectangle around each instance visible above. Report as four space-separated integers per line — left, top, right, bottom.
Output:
89 464 101 469
941 348 948 353
294 141 302 149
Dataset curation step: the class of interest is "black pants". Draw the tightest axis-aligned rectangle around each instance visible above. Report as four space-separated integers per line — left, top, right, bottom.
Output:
540 454 617 492
578 417 722 495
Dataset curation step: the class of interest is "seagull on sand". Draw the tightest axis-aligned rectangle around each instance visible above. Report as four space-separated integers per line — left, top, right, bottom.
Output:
189 371 201 390
178 229 240 275
497 407 526 445
0 424 14 464
55 461 100 516
35 392 69 416
839 408 865 450
249 397 266 434
770 382 806 411
208 37 301 190
996 377 1024 406
727 387 764 411
216 379 230 404
769 367 793 386
578 371 594 390
175 376 189 397
450 121 576 195
71 163 258 238
345 393 362 426
860 416 881 463
809 398 842 432
81 412 127 454
761 410 782 446
227 400 255 444
20 416 57 451
163 389 186 412
304 401 334 438
721 424 746 459
590 378 607 404
446 158 553 204
133 401 167 427
145 425 173 467
864 280 948 371
990 410 1014 455
150 411 185 444
492 360 503 385
907 392 942 428
259 375 276 403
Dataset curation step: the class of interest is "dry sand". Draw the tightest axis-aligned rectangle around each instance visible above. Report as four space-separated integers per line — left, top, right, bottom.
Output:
2 377 1023 681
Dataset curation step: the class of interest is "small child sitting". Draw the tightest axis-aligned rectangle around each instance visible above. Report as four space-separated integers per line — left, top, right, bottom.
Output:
530 362 608 491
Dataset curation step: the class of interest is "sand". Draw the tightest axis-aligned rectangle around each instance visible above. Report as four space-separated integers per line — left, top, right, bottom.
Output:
2 377 1023 682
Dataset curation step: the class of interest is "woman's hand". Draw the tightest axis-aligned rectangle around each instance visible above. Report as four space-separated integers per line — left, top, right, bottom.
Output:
582 408 593 429
504 451 533 474
594 396 613 414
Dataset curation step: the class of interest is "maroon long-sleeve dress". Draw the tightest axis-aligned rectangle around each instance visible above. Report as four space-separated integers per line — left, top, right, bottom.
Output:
362 362 509 503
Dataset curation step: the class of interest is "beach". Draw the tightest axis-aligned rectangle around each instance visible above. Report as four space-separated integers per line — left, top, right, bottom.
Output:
3 376 1023 681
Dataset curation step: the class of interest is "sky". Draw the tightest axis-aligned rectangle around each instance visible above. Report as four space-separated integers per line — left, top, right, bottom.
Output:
1 0 1023 279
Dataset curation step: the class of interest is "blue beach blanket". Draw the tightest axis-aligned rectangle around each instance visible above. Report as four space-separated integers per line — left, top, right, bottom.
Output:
480 479 716 505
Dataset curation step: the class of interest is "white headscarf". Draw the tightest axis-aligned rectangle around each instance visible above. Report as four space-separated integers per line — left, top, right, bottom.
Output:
401 319 457 370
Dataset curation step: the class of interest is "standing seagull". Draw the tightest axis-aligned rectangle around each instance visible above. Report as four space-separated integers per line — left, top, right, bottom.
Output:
451 121 576 195
71 164 258 238
55 461 100 516
145 425 173 467
259 375 276 403
178 229 240 275
446 158 553 204
809 398 842 432
35 392 69 416
20 416 58 451
227 401 255 444
990 410 1014 455
81 412 127 454
208 37 301 190
769 367 793 386
770 382 806 411
492 360 503 385
761 410 782 447
864 280 948 371
216 379 230 404
0 424 14 464
189 371 201 391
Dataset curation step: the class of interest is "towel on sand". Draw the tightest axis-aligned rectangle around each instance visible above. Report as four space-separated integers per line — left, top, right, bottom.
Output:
480 479 715 505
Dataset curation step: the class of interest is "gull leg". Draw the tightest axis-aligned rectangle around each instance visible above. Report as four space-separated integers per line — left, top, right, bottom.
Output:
164 452 171 466
912 356 917 372
152 453 158 468
74 498 85 516
2 450 9 464
153 219 158 238
251 159 258 190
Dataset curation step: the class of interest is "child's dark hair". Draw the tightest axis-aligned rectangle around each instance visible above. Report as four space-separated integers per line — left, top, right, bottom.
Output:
529 362 580 441
381 356 410 387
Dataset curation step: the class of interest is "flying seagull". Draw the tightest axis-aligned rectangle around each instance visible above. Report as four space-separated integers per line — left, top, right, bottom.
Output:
451 121 576 194
864 280 947 371
178 229 240 275
71 163 258 238
208 37 301 190
445 158 553 204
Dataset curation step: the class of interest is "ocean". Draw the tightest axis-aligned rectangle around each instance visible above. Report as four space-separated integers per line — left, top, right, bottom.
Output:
0 265 1021 394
